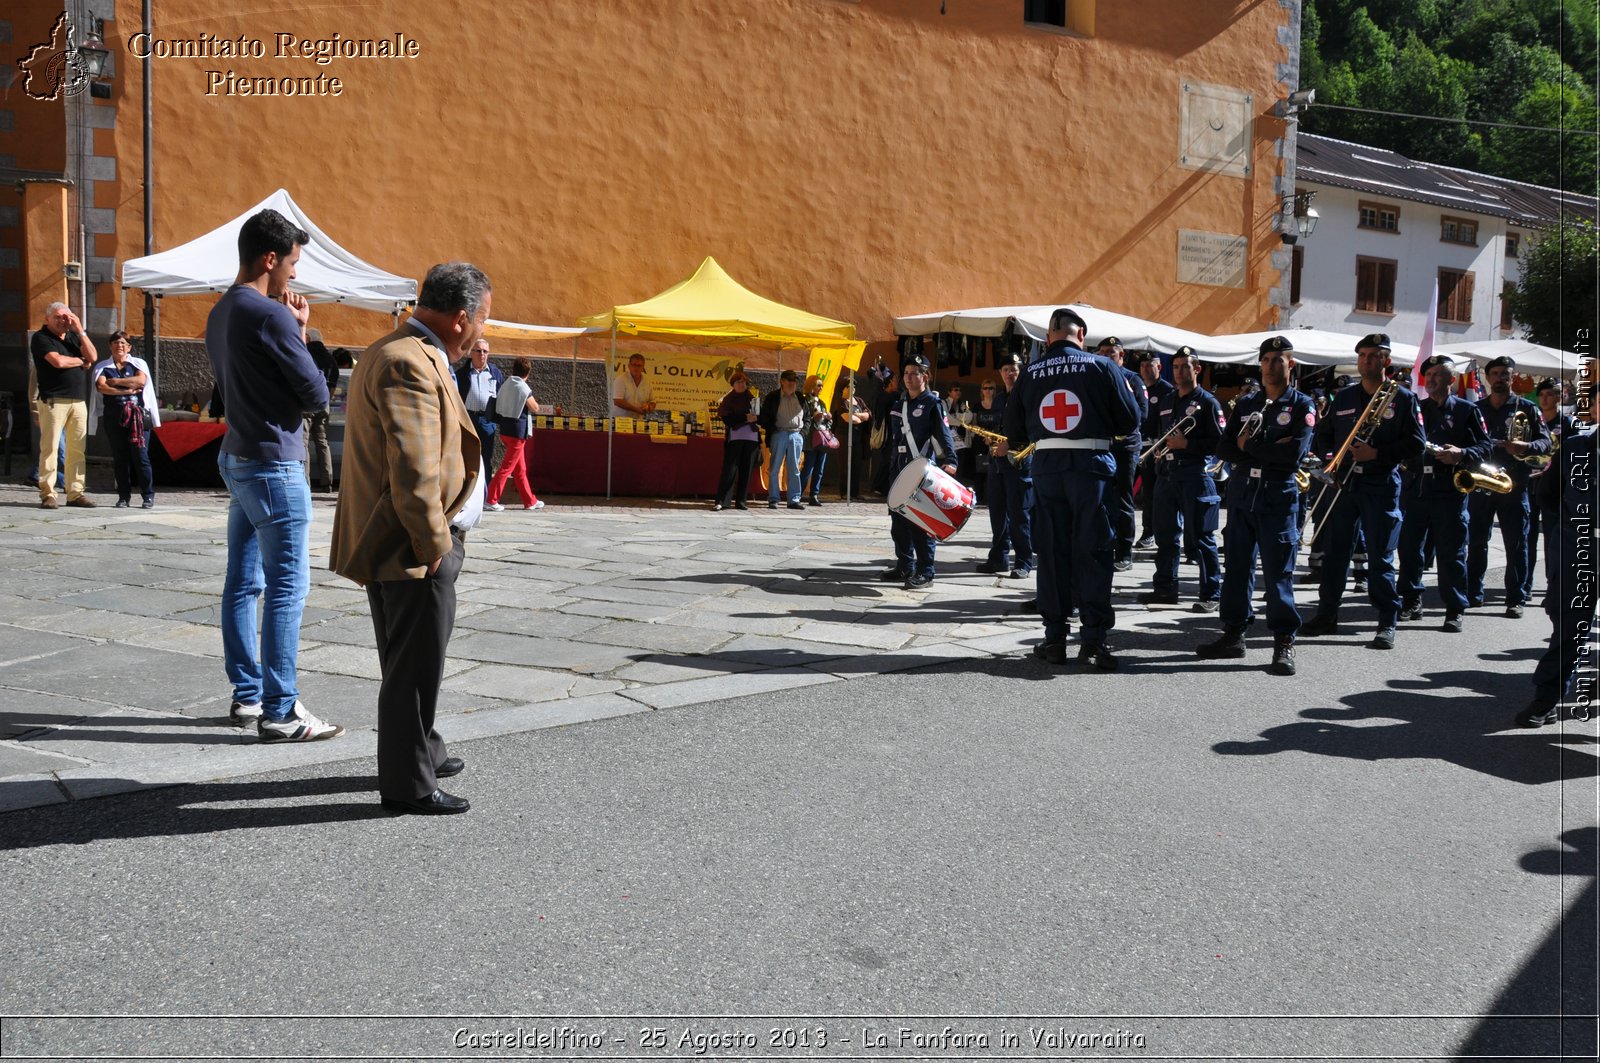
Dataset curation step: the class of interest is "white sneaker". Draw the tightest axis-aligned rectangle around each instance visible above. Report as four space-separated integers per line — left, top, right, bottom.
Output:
228 700 263 725
257 701 345 743
485 502 505 512
528 500 546 511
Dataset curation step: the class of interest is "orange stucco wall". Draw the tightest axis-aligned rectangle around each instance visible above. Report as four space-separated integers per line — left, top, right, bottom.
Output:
3 0 72 340
98 0 1291 349
23 183 69 323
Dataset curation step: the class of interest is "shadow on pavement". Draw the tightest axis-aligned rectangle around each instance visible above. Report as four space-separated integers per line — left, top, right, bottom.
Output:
1212 668 1600 785
0 775 388 850
1454 827 1598 1058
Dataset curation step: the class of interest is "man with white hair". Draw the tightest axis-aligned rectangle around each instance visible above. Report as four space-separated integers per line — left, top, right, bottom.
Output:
30 301 98 509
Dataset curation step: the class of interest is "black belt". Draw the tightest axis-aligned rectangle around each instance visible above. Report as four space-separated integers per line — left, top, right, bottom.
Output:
1246 468 1296 483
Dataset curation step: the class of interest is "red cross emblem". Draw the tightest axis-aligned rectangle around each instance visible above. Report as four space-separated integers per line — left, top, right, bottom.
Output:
1039 389 1082 433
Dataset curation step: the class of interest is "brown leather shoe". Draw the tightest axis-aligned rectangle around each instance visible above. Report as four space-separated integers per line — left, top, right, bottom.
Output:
40 497 59 509
65 496 97 508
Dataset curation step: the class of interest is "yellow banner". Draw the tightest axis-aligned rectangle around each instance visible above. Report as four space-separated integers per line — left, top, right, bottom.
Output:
611 351 749 421
804 341 867 411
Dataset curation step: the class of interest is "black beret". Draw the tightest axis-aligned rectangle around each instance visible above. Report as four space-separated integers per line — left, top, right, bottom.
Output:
903 353 931 371
1420 354 1455 373
1050 307 1087 333
1097 335 1123 349
1258 335 1295 356
1485 355 1517 371
1355 332 1392 352
998 350 1024 369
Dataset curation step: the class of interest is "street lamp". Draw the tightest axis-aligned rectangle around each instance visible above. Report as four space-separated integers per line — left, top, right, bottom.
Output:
1280 191 1319 243
77 18 112 98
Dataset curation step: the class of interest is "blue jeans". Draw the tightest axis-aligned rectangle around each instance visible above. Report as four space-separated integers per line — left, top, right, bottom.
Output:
800 446 828 497
768 430 802 503
30 427 66 489
218 454 312 721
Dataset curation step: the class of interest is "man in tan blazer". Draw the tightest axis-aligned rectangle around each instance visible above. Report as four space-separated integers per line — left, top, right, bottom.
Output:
331 263 491 815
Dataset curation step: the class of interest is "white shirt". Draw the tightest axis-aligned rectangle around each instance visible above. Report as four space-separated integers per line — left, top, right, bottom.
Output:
408 321 484 531
463 366 498 413
613 371 652 416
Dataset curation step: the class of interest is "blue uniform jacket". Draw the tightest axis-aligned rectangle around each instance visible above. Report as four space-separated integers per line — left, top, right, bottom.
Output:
1312 380 1426 480
1534 412 1577 513
1153 386 1224 471
1142 377 1175 440
1477 395 1552 489
1114 363 1147 452
1408 394 1490 497
1002 340 1139 478
888 389 957 475
1217 386 1315 497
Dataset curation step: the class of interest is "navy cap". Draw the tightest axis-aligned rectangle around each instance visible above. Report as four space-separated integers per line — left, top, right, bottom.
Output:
1258 335 1295 356
1355 332 1392 352
1172 345 1197 360
1420 354 1455 374
1485 355 1517 371
998 350 1024 369
1049 307 1087 333
1536 376 1561 392
1097 335 1123 350
903 353 931 371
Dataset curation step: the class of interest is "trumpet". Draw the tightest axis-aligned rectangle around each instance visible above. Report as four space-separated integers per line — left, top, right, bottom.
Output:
1237 410 1265 440
963 422 1037 467
1138 414 1196 463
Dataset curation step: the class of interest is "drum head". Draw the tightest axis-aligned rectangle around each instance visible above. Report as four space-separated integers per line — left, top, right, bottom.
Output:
887 457 931 510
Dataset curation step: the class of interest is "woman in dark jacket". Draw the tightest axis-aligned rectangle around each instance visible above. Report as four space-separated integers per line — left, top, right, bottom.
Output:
713 372 760 510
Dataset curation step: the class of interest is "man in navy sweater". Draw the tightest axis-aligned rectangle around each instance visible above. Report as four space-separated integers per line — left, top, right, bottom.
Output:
206 208 343 743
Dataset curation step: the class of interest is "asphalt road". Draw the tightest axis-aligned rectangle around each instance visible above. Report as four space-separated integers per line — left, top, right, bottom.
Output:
2 650 1595 1061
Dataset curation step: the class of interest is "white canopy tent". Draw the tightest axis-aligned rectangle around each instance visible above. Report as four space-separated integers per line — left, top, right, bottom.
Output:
481 319 606 411
120 188 417 315
893 304 1219 357
1206 327 1420 368
1433 339 1588 375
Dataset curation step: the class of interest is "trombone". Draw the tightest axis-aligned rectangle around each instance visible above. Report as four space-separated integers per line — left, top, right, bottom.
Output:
963 422 1038 467
1304 376 1402 548
1138 414 1196 464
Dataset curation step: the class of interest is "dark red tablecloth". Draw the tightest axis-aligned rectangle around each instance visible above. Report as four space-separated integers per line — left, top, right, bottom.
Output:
150 421 228 486
530 430 722 497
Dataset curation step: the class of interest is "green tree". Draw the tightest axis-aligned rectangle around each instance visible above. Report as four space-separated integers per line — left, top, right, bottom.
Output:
1509 217 1599 350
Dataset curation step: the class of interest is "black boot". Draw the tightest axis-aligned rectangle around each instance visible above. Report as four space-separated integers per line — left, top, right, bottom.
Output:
1197 626 1248 659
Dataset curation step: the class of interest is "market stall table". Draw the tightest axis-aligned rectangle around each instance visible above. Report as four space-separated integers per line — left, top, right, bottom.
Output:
150 421 226 487
531 429 722 497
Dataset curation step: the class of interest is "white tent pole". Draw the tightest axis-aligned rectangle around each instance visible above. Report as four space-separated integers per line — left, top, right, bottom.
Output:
118 288 126 333
844 368 855 502
606 323 616 500
569 336 579 411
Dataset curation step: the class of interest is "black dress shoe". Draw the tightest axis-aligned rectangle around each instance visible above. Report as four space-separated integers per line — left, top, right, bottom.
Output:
878 567 911 582
381 788 470 815
1300 613 1341 637
976 560 1009 574
1077 644 1119 671
734 502 749 510
436 756 465 779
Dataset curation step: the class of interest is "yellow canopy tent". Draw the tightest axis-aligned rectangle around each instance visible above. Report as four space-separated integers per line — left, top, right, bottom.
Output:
581 256 867 497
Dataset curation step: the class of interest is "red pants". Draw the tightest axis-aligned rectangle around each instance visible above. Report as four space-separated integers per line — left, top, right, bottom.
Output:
487 435 538 506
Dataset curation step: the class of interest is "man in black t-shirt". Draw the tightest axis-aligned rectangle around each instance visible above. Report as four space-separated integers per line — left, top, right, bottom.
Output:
31 301 98 509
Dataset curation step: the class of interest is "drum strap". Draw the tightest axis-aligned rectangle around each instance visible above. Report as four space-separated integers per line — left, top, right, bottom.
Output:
900 397 946 462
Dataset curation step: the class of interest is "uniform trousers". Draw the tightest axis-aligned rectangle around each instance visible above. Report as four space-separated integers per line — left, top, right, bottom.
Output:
1032 466 1116 647
985 456 1033 570
1219 476 1302 639
1468 488 1531 606
367 532 463 801
889 512 936 579
1314 474 1402 626
1153 464 1220 600
1533 592 1595 708
1111 444 1138 560
1398 486 1469 612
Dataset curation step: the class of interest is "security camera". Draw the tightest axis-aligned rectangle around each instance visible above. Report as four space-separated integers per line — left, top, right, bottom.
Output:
1288 89 1315 108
